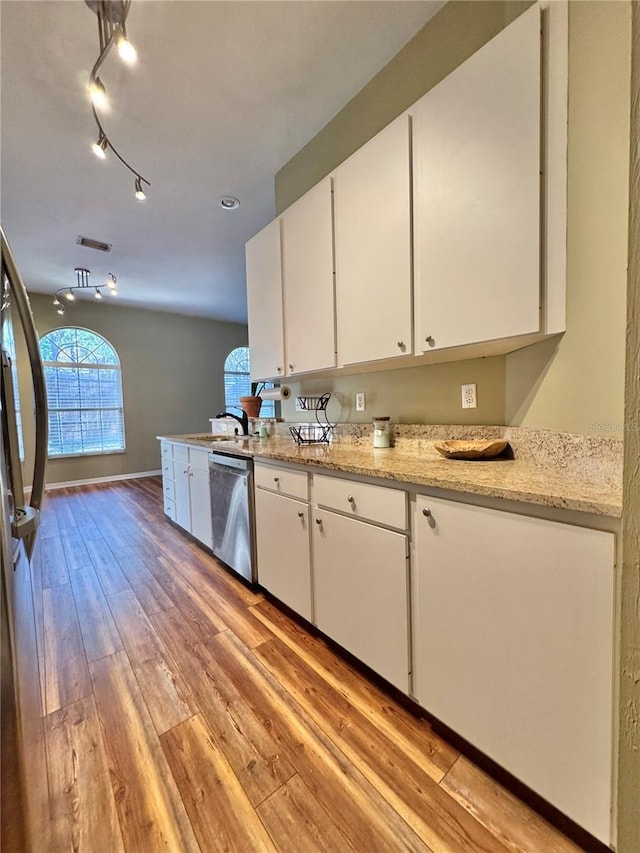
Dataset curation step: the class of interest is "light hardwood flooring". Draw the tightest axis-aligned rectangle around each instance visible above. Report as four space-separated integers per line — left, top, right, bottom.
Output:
28 476 584 852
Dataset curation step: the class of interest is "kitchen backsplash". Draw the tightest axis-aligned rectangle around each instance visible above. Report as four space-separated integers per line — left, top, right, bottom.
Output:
271 421 623 488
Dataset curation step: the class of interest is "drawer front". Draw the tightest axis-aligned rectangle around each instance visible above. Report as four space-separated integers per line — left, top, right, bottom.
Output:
162 479 175 502
163 496 176 521
162 458 174 480
255 461 309 501
161 441 173 459
189 447 209 471
173 444 189 463
314 473 407 530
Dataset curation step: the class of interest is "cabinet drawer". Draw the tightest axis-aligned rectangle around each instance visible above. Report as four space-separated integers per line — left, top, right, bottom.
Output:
255 461 309 501
314 473 407 530
162 458 174 480
161 441 173 459
163 496 176 521
173 444 189 463
189 447 209 471
162 479 175 502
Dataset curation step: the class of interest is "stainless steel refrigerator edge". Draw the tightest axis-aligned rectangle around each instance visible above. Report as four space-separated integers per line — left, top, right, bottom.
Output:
1 227 49 848
209 451 257 583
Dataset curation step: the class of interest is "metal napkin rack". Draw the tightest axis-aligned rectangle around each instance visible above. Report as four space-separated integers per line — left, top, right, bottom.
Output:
289 393 333 445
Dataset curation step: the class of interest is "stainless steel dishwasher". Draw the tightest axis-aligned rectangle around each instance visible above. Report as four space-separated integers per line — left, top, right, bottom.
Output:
208 452 256 583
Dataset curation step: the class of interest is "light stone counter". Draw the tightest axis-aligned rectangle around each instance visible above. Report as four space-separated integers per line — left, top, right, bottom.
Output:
158 426 622 518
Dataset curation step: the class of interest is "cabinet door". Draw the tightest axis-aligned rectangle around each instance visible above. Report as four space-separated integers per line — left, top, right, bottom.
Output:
413 495 614 844
281 177 335 375
255 489 311 621
334 114 412 365
313 509 409 692
189 466 212 549
246 218 285 381
413 6 541 353
173 461 191 531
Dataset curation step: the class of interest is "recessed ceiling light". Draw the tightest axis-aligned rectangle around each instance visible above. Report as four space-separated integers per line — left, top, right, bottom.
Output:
218 196 240 211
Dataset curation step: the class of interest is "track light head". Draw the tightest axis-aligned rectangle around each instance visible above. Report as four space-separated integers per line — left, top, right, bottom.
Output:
91 133 108 159
116 26 137 64
65 290 76 302
89 77 108 110
94 288 103 300
134 177 146 201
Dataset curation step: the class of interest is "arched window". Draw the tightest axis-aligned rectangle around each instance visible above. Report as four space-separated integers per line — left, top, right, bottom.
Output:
40 327 125 457
224 346 274 418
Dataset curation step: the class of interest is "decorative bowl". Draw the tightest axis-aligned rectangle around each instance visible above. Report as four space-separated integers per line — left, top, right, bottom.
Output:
433 439 509 460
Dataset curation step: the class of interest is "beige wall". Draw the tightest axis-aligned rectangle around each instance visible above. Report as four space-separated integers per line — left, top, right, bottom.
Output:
16 294 247 485
618 6 640 851
281 357 505 426
275 0 631 437
505 0 631 436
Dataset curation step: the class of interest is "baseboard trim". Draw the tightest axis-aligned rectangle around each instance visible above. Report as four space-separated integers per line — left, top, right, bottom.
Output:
41 470 162 492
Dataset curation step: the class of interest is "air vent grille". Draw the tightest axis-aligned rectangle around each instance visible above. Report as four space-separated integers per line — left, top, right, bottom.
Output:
76 236 112 252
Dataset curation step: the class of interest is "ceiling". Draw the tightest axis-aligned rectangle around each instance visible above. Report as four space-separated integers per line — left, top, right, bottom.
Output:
0 0 444 324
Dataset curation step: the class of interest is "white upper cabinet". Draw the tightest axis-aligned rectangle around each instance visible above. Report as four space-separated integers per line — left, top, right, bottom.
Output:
413 6 542 353
245 218 285 381
281 176 336 375
334 114 412 365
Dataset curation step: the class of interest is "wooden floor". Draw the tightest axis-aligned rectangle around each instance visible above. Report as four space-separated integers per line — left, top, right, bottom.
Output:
26 476 583 852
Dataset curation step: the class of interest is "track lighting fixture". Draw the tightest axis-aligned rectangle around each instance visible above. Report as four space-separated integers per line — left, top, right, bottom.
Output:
85 1 150 199
53 267 119 314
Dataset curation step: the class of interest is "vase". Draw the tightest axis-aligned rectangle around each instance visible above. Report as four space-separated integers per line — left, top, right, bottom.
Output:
239 395 262 418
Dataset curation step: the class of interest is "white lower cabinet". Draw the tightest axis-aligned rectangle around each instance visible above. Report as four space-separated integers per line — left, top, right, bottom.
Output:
312 508 409 693
413 494 615 845
255 489 312 621
188 465 213 549
161 442 212 550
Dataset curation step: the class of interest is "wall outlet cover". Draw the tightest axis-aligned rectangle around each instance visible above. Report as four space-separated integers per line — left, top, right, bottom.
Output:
461 383 477 409
355 392 366 411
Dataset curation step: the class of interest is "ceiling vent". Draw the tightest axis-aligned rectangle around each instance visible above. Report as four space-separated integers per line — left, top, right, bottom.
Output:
76 235 112 252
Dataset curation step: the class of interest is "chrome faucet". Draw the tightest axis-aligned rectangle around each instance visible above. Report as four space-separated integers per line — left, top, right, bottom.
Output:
215 411 249 436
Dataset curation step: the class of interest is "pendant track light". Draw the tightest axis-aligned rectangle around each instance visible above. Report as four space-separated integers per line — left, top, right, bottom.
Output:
85 1 150 200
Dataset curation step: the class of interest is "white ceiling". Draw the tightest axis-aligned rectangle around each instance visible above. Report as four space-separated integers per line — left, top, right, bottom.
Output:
1 0 444 323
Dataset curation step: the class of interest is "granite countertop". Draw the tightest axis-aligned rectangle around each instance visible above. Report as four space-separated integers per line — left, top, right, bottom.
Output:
158 432 622 518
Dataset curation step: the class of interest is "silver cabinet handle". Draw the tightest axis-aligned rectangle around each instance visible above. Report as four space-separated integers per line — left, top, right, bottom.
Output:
274 476 279 483
288 363 294 371
347 495 355 504
297 511 304 519
315 518 322 526
422 507 432 517
189 471 194 477
277 366 282 373
397 341 404 348
425 335 434 345
183 469 188 474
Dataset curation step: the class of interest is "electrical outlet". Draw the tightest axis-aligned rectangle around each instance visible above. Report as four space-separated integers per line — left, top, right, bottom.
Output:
461 383 477 409
355 392 366 412
295 397 304 412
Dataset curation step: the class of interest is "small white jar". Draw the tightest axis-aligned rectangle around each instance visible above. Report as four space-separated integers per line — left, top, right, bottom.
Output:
373 416 392 448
